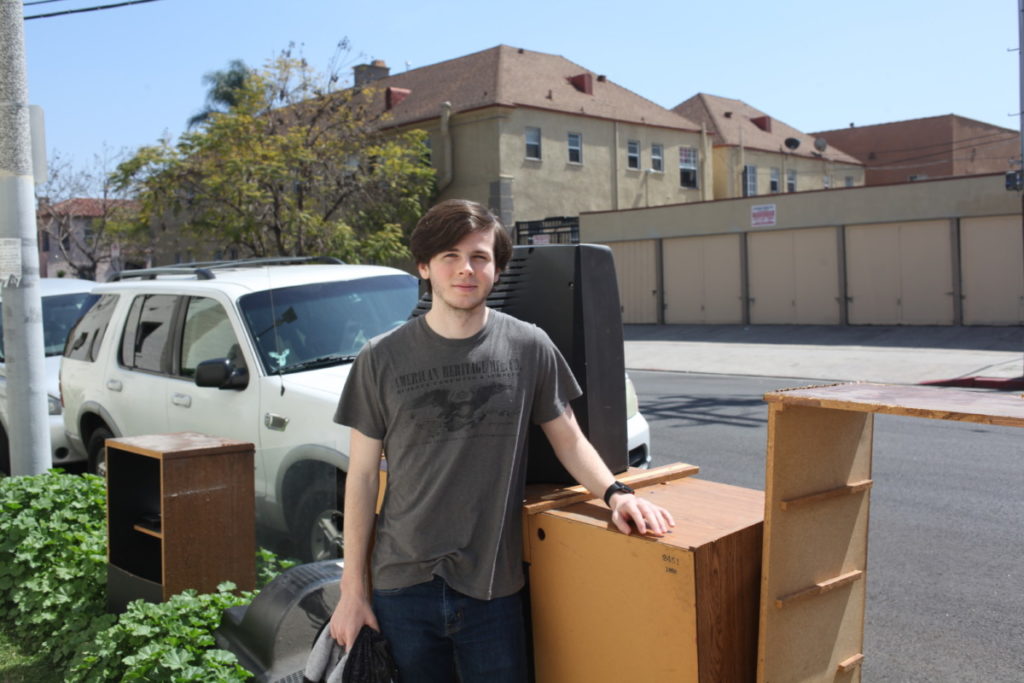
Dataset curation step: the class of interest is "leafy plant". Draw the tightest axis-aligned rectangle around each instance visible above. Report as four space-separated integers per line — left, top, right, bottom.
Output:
0 471 300 680
69 582 254 682
0 470 111 667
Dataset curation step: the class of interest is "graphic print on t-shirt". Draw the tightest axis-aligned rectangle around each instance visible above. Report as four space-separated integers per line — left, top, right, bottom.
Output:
395 358 523 444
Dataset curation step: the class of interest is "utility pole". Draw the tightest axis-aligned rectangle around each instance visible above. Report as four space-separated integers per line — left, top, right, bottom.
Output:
0 0 52 475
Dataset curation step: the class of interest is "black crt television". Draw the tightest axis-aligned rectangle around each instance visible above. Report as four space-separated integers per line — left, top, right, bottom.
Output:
412 243 628 484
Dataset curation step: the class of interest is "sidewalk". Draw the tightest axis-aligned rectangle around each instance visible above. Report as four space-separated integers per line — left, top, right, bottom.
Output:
623 324 1024 387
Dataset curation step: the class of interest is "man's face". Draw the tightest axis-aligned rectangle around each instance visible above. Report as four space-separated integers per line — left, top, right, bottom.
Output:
418 229 498 314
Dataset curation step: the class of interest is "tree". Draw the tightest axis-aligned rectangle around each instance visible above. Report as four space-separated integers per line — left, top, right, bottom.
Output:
114 44 436 265
35 148 148 280
186 59 252 129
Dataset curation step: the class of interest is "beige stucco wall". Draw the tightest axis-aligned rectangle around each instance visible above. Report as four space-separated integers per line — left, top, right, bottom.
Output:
711 147 864 199
496 109 704 222
400 106 705 225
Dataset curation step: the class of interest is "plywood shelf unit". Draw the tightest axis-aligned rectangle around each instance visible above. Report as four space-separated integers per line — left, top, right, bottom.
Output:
106 432 256 613
523 463 764 683
757 382 1024 683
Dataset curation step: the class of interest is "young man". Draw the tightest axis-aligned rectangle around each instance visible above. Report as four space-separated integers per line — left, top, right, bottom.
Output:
329 199 674 681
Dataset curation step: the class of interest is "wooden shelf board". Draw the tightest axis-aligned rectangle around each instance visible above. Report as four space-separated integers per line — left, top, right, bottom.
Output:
837 653 864 673
765 382 1024 427
780 479 873 510
523 462 699 516
132 523 163 539
775 569 864 609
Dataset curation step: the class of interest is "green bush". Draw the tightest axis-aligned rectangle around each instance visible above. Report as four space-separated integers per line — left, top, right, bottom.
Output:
0 470 112 667
0 471 300 681
69 582 253 682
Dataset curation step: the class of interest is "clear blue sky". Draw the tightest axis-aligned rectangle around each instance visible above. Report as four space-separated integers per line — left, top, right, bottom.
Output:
22 0 1020 172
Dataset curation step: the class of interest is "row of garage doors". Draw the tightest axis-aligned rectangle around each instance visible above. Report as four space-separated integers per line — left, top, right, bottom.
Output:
604 215 1023 325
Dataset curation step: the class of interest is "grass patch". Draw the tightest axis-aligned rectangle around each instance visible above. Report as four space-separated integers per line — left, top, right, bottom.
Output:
0 628 62 683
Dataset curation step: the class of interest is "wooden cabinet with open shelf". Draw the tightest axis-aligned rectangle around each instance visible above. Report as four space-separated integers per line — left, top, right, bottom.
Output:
106 432 256 612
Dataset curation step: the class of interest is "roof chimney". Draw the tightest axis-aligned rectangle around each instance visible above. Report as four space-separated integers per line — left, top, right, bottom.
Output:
569 73 594 95
386 87 411 110
353 59 390 87
751 115 772 132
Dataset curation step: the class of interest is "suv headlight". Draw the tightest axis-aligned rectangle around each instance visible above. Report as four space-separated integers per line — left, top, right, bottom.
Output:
48 394 62 416
625 374 639 419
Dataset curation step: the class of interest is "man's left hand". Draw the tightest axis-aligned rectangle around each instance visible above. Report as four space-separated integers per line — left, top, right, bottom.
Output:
609 493 675 536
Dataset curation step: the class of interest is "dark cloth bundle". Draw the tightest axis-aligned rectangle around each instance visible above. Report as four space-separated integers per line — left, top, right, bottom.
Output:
304 624 398 683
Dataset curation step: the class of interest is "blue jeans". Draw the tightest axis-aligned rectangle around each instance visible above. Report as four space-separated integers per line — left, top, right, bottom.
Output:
371 576 528 683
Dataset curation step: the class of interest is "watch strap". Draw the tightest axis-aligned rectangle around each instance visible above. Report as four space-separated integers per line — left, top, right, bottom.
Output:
603 480 635 507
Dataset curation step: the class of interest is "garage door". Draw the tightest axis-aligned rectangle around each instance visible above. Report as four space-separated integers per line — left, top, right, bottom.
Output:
846 220 953 325
960 215 1024 324
748 227 840 324
662 234 743 324
604 240 658 324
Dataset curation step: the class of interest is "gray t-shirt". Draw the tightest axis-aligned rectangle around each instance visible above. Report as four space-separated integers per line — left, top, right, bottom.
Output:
334 310 581 600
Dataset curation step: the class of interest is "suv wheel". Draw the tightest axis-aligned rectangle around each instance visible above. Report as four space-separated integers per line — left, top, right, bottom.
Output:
0 424 9 476
86 426 113 476
294 480 344 562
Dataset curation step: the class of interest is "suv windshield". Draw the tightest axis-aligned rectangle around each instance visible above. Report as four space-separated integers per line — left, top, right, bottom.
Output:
0 291 100 360
239 273 418 374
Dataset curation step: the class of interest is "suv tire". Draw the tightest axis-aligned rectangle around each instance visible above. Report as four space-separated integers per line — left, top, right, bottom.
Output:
294 477 344 562
86 425 113 476
0 424 9 475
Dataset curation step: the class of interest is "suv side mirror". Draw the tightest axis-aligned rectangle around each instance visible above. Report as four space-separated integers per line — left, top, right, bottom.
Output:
195 358 249 390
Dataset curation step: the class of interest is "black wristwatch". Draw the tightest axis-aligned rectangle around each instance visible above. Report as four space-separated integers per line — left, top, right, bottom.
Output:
603 480 635 507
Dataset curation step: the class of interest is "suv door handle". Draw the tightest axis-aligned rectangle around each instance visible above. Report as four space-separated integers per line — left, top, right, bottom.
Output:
106 379 122 392
171 393 192 408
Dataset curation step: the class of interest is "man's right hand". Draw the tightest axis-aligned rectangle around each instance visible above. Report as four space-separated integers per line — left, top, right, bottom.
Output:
329 591 380 649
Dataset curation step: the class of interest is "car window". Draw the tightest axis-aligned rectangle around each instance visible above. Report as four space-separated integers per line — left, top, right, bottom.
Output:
120 294 178 374
239 274 417 374
64 293 118 362
0 291 99 361
179 296 242 378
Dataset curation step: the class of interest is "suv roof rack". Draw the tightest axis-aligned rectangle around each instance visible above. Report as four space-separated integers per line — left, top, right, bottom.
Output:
108 256 346 281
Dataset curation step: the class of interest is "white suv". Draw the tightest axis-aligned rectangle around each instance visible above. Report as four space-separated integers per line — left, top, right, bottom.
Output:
61 258 650 561
0 277 98 474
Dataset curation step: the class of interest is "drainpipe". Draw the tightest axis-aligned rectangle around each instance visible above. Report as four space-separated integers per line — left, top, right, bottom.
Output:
437 101 453 192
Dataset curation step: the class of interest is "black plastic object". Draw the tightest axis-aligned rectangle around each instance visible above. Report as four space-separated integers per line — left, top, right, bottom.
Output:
341 626 398 682
413 243 628 484
215 559 343 682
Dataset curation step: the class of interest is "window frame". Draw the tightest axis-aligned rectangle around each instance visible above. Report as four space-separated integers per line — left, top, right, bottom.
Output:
627 140 641 170
679 147 699 188
786 168 797 193
525 127 542 160
567 132 583 165
770 167 781 193
743 165 758 197
650 144 664 173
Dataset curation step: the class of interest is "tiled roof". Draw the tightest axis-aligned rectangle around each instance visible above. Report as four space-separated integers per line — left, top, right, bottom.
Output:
673 93 862 165
39 198 138 217
362 45 701 132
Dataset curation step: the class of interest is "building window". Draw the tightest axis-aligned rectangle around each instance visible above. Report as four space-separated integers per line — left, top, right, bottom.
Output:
627 140 641 170
845 175 855 187
770 168 781 193
743 165 757 197
568 132 583 164
787 169 797 193
679 147 698 188
525 127 542 160
823 175 831 189
651 144 664 172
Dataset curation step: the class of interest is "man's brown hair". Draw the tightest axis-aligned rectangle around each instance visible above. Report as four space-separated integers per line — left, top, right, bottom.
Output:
410 199 513 272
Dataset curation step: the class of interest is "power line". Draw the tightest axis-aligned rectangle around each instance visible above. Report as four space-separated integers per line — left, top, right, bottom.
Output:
24 0 162 20
24 0 76 6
